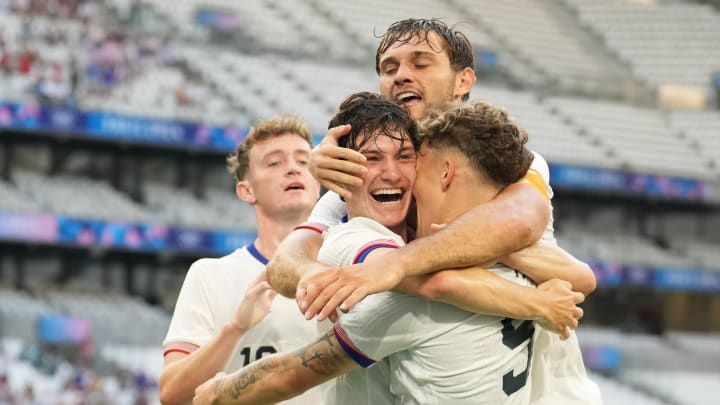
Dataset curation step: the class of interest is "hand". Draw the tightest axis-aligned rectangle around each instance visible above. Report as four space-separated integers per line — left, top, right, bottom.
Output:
231 272 277 333
193 372 226 405
309 124 367 200
536 278 585 340
296 261 404 321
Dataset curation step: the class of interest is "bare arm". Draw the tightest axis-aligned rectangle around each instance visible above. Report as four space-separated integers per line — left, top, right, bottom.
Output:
193 329 358 405
160 275 276 405
397 269 584 338
266 228 325 299
501 242 597 296
298 183 549 319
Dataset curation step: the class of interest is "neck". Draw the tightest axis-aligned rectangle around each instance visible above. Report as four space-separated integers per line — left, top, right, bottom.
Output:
439 177 500 225
252 208 310 259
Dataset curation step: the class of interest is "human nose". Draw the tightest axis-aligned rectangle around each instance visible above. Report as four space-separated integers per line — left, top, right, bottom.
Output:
393 62 413 85
380 160 401 182
286 159 303 175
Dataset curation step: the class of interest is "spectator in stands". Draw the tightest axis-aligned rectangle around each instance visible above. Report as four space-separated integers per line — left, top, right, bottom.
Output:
159 114 324 405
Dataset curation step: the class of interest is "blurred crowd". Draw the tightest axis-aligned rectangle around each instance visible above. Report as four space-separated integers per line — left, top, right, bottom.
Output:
0 343 157 405
0 0 187 109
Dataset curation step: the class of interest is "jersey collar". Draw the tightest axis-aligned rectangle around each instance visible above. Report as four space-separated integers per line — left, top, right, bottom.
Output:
247 242 269 265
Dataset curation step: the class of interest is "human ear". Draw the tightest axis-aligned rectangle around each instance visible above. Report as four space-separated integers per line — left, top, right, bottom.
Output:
236 181 256 204
454 67 477 100
441 159 455 192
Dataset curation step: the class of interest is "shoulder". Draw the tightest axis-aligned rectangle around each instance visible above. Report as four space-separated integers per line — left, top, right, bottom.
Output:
318 218 403 267
185 248 260 279
325 217 402 242
529 150 550 183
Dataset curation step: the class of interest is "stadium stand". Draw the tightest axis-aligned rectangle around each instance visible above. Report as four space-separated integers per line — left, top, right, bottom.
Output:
1 1 719 403
564 0 720 92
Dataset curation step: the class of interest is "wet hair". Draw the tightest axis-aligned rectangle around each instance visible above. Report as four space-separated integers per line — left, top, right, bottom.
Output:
376 18 474 101
418 101 534 188
227 114 312 182
329 92 419 152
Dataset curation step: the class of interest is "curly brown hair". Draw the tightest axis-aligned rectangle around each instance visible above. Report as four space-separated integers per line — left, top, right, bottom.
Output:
375 18 474 101
417 101 533 188
227 114 312 182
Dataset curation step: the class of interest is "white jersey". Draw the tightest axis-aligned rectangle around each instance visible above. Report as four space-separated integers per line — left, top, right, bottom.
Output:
318 217 535 405
530 329 603 405
163 244 328 405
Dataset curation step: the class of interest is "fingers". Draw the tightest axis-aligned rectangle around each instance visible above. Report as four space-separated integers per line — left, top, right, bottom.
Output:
316 284 354 321
574 306 584 320
339 288 367 313
429 223 447 234
246 280 272 297
326 124 352 142
573 291 585 304
297 271 339 315
561 326 570 340
304 281 344 320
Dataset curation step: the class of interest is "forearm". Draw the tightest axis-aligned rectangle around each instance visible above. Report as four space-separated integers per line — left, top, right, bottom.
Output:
398 268 547 320
207 330 356 404
502 244 597 295
266 229 323 298
160 324 244 405
392 183 549 278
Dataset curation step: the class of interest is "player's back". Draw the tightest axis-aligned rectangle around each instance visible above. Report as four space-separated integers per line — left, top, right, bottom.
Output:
343 289 535 405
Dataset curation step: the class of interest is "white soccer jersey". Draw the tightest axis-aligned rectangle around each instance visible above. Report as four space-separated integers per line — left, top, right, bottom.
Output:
163 244 328 405
318 217 536 405
529 329 603 405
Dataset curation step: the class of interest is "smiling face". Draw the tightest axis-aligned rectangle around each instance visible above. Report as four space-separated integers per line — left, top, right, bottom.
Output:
346 131 417 235
242 133 320 218
378 32 474 121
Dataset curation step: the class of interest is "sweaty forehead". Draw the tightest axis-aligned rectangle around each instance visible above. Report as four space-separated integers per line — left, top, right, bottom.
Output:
385 32 447 55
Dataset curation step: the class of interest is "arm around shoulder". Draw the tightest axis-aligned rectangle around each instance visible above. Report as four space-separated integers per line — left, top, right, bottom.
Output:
266 228 324 298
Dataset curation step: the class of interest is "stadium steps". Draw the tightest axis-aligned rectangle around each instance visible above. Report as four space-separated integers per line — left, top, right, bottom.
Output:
545 0 637 96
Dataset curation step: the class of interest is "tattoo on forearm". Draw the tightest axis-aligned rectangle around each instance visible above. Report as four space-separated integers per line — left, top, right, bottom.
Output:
298 330 345 375
223 357 276 399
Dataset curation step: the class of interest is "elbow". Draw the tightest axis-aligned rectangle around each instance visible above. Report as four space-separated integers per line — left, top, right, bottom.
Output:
266 257 295 298
158 384 181 405
418 271 456 302
575 264 597 296
507 213 537 248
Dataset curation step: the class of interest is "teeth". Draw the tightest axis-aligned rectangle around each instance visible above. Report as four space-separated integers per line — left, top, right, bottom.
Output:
397 92 418 102
372 189 402 196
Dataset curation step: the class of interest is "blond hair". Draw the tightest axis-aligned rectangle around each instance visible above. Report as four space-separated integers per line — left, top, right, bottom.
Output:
227 114 312 181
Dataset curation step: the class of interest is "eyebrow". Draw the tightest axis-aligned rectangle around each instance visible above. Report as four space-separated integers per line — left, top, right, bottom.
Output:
380 50 437 68
262 149 309 159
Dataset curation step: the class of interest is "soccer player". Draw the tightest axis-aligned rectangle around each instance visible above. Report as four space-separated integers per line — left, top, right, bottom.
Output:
193 95 572 405
159 114 324 405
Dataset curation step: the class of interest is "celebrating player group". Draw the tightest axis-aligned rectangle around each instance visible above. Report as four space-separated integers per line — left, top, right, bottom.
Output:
160 18 603 405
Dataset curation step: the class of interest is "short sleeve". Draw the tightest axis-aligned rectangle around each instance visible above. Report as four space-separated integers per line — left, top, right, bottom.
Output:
317 217 404 267
305 191 348 229
162 260 215 354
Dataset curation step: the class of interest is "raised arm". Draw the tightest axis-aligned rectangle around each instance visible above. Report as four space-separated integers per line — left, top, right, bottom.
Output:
298 182 549 319
501 242 597 296
160 274 276 405
193 329 358 405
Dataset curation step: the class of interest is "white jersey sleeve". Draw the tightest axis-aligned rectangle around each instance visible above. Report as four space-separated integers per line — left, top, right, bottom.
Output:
163 259 215 350
317 217 404 267
530 151 551 192
306 191 348 230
